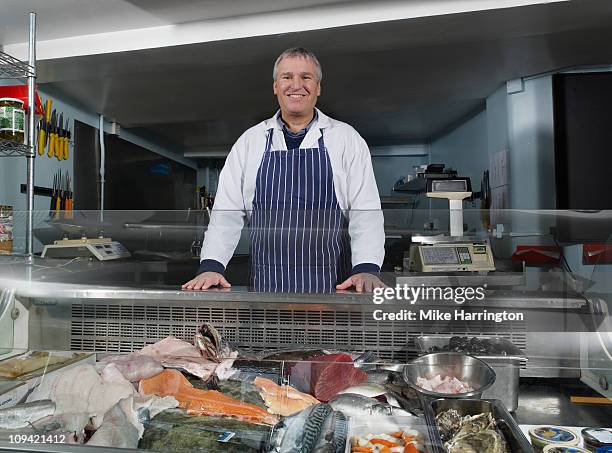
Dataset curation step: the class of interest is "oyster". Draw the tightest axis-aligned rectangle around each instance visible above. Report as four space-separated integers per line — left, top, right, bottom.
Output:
435 409 462 442
447 429 508 453
453 413 494 438
436 410 510 453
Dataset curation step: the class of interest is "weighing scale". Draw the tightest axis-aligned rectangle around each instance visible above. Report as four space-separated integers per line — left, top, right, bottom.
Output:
408 177 496 273
41 237 131 261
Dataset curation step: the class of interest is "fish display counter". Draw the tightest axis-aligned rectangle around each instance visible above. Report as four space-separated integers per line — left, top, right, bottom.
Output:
0 250 610 452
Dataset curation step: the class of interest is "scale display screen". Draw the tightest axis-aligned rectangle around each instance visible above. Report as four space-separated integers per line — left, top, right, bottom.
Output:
421 246 459 265
431 180 468 192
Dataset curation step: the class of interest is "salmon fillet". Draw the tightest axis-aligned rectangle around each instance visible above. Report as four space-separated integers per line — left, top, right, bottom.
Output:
139 369 277 425
253 377 319 416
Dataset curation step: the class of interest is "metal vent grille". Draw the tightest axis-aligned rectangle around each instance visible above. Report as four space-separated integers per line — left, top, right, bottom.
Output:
70 303 527 362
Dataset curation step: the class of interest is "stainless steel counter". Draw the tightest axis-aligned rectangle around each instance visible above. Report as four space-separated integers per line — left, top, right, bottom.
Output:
0 256 590 309
0 255 601 379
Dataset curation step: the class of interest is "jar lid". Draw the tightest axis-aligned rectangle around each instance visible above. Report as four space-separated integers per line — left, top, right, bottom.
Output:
530 426 580 446
543 446 590 453
0 97 24 105
582 428 612 447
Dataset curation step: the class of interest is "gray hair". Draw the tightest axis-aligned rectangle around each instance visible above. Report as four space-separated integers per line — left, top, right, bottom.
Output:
273 47 322 82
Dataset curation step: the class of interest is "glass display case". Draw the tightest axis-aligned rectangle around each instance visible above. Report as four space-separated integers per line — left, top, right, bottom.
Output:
0 208 609 452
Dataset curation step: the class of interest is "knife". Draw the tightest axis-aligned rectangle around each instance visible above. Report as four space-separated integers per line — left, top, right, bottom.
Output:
47 110 56 158
63 118 70 160
50 172 56 212
37 118 45 156
67 124 71 160
56 112 63 160
38 99 51 156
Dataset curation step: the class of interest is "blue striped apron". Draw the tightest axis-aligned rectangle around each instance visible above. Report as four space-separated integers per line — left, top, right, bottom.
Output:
249 129 351 293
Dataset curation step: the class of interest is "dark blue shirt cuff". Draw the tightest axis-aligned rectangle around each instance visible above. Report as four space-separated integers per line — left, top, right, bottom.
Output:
351 263 381 275
197 259 225 276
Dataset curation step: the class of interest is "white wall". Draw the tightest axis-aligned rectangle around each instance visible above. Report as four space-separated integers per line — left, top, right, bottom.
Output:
430 109 488 185
370 144 429 197
507 75 556 210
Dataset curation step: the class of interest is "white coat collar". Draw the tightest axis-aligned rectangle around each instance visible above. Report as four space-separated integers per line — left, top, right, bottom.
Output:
263 108 331 150
263 108 332 130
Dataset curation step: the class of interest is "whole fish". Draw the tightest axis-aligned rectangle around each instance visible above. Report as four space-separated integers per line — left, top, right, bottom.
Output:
194 322 237 360
267 403 347 453
0 400 56 429
365 369 393 385
353 351 380 372
328 393 411 418
337 383 386 398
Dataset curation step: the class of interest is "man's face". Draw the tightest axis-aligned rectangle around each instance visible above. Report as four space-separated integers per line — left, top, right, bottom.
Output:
273 56 321 118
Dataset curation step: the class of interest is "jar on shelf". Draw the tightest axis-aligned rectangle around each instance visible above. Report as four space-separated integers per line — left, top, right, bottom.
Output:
0 98 25 143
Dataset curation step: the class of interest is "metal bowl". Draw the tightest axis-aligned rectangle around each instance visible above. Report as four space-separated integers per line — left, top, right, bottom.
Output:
403 352 496 399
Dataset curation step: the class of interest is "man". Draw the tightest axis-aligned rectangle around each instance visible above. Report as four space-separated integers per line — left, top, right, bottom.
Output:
183 47 385 293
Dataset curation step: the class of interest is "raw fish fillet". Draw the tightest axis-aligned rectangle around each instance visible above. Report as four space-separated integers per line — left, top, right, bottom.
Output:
290 353 368 402
140 337 201 357
137 337 219 380
87 403 139 449
416 374 473 394
154 357 217 380
27 364 134 429
139 369 278 425
99 353 163 382
0 351 70 378
119 395 179 438
32 413 90 443
253 377 319 416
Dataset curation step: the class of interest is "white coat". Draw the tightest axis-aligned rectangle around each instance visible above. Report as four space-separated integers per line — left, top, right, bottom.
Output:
200 108 385 271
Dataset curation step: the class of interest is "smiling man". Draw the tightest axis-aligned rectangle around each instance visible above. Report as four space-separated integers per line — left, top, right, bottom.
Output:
183 47 385 293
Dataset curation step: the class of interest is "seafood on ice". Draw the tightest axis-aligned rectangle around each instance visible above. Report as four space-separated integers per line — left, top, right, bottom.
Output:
139 369 278 425
338 383 387 398
26 363 178 439
328 393 413 418
253 376 319 416
415 375 473 394
27 364 134 429
350 429 426 453
435 409 510 453
268 403 348 453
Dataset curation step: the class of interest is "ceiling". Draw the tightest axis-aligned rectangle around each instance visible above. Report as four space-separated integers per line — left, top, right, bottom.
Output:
5 0 612 160
0 0 358 44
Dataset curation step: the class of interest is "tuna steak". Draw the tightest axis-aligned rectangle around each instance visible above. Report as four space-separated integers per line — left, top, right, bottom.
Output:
289 353 367 402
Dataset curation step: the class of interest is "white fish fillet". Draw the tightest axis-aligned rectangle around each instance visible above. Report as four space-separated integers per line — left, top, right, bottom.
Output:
416 375 473 393
27 364 135 430
139 337 201 358
119 394 179 438
98 353 163 382
156 356 217 380
138 337 219 380
87 403 139 449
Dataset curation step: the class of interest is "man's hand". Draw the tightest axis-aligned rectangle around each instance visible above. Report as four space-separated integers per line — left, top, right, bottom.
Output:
182 272 231 291
336 273 386 293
